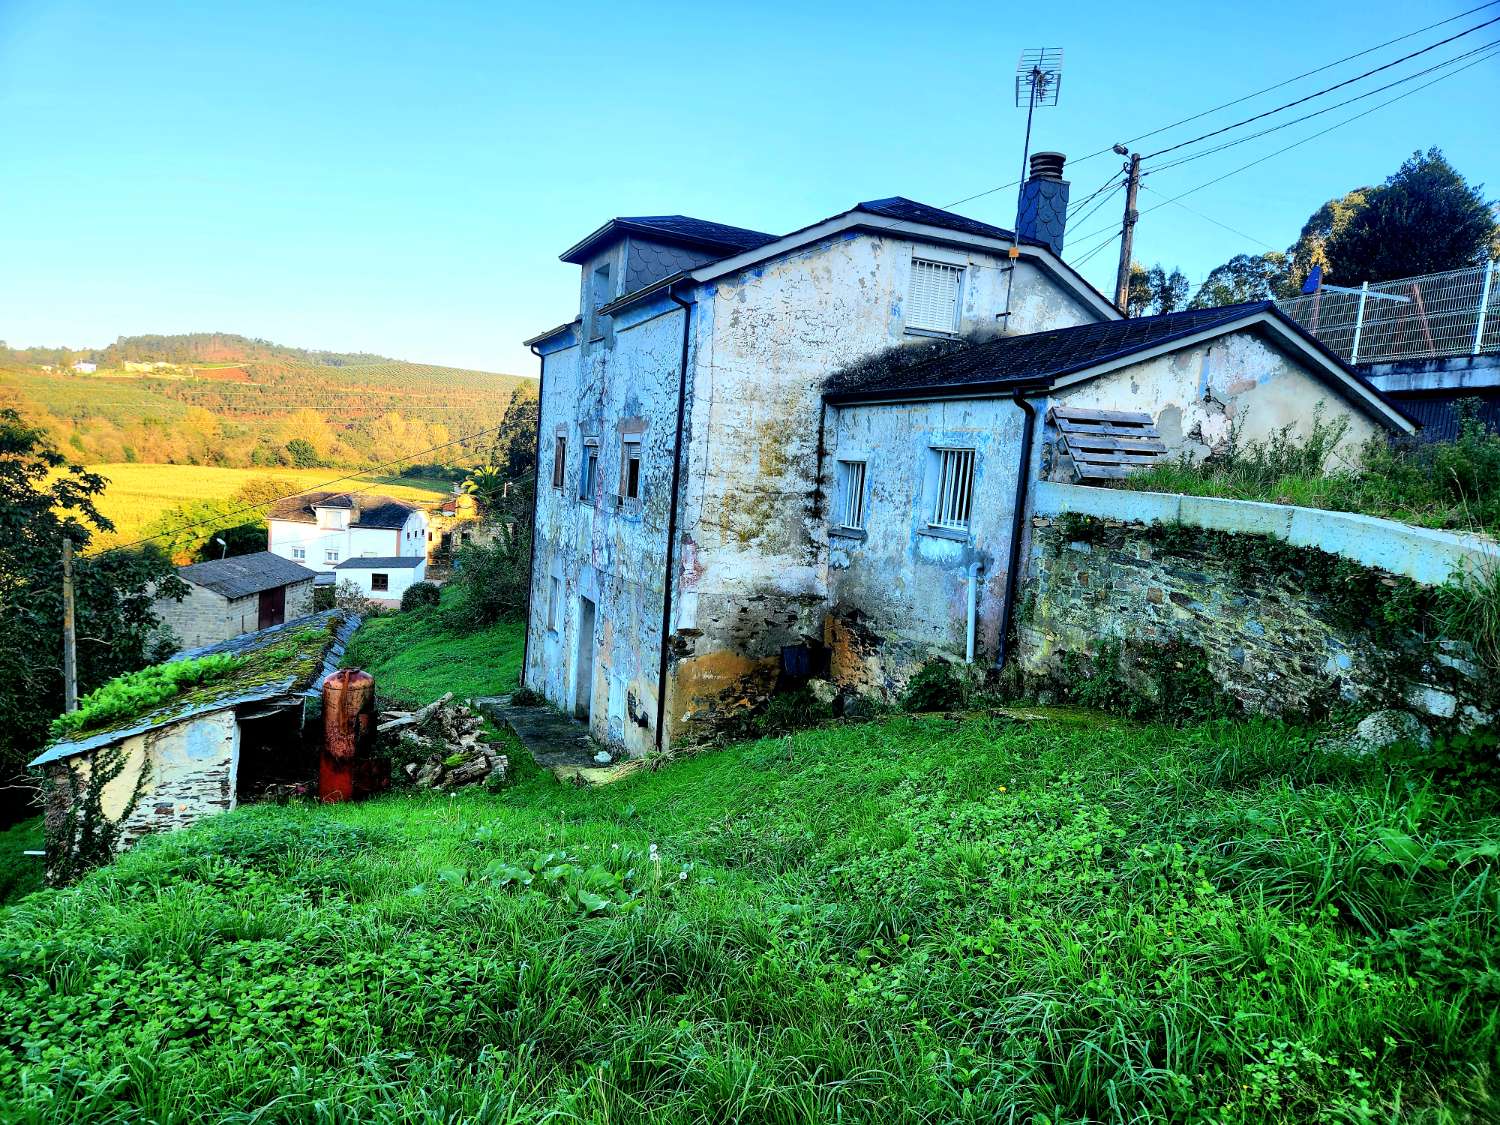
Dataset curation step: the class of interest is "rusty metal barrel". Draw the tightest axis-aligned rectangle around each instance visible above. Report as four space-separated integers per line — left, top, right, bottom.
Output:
320 669 383 803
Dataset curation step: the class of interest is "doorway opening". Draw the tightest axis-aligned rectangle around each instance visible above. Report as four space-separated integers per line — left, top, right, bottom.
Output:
574 596 596 721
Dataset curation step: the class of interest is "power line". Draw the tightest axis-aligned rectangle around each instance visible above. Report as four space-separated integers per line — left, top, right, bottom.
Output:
1069 43 1500 248
1068 180 1126 234
924 1 1500 215
1137 185 1277 251
1141 14 1500 161
106 423 505 553
1151 39 1500 173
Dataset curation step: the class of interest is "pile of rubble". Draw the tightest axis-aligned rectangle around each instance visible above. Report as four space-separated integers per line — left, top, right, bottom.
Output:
378 693 509 789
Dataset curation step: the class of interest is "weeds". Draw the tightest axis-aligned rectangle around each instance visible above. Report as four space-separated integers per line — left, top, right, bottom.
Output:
1 714 1496 1121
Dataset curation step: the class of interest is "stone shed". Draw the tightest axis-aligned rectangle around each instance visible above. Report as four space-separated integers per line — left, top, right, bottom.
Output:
156 551 318 650
33 611 359 870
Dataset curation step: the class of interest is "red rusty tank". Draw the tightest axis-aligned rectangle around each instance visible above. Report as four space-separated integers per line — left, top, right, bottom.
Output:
319 669 387 802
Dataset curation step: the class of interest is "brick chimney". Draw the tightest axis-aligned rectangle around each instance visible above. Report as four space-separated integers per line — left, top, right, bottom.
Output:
1016 151 1070 256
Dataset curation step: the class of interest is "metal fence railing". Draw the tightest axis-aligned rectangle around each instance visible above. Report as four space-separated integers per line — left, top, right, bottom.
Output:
1276 262 1500 365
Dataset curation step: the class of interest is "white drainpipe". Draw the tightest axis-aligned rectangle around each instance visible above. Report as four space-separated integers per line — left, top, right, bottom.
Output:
966 561 983 663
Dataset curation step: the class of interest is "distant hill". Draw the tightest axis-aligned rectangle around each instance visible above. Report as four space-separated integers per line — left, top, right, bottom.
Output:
0 334 534 471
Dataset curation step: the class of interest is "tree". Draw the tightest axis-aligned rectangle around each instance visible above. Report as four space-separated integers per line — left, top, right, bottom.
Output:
1188 252 1290 309
1325 150 1497 283
1281 188 1371 296
1126 263 1189 318
0 411 184 814
285 438 320 468
488 387 539 479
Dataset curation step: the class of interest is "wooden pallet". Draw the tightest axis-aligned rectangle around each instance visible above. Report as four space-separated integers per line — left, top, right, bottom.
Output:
1050 406 1167 483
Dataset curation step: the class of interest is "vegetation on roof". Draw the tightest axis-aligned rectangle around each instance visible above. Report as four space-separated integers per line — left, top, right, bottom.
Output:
47 620 340 743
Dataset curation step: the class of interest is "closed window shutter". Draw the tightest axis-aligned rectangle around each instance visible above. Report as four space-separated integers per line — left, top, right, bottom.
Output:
908 260 962 332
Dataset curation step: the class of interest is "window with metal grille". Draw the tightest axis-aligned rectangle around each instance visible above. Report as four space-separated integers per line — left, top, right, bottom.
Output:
621 435 642 501
837 460 867 530
371 573 389 592
580 441 599 500
552 436 566 489
931 447 975 530
547 576 561 630
907 259 963 333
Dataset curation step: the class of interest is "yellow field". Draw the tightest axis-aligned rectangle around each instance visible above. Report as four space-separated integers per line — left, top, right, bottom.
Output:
84 463 453 548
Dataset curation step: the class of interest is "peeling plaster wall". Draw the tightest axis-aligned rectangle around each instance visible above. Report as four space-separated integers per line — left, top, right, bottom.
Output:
44 710 240 859
1047 330 1384 468
823 398 1028 695
523 297 688 755
528 228 1107 753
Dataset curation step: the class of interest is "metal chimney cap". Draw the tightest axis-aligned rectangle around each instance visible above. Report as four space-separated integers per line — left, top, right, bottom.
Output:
1029 152 1067 182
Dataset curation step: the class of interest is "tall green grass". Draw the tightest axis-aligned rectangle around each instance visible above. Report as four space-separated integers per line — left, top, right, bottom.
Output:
341 604 524 707
0 713 1495 1122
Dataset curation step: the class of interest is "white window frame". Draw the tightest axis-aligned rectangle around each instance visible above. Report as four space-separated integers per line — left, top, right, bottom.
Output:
547 576 562 631
324 548 340 564
930 447 976 531
837 459 867 531
907 258 964 334
290 546 307 561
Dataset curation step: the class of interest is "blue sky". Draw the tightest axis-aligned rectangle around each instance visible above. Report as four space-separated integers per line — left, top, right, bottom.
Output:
1 0 1496 376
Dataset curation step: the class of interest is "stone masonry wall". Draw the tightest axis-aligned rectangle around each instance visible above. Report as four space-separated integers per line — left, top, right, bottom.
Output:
1019 515 1491 726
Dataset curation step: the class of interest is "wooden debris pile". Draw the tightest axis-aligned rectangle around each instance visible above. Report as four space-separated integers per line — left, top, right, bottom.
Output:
377 692 509 789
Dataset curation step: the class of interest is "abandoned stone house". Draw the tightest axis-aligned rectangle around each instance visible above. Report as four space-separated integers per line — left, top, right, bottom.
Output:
155 550 318 649
521 154 1417 757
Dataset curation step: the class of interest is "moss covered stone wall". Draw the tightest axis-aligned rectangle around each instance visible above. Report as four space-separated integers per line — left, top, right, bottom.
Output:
1019 515 1491 726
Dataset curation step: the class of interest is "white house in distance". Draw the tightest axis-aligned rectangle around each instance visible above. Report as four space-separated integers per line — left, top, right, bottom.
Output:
266 492 428 574
332 556 427 607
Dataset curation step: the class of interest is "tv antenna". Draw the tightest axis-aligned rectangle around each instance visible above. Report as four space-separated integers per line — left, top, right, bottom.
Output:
1014 48 1063 249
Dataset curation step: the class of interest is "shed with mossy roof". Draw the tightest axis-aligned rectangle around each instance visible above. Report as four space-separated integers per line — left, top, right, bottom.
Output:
34 611 360 876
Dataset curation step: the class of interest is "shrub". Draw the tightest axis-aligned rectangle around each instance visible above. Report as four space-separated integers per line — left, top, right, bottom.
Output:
400 581 441 611
900 660 967 712
49 653 247 739
443 535 530 632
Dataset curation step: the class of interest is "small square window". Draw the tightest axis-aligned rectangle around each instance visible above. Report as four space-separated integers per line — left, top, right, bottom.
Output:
371 573 389 592
547 576 562 630
552 436 567 490
621 435 642 501
931 447 976 531
291 546 306 561
581 441 599 501
837 460 867 530
908 259 963 333
324 549 340 564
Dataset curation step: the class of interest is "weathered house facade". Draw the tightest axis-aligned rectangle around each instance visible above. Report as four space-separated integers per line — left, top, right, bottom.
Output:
523 157 1415 756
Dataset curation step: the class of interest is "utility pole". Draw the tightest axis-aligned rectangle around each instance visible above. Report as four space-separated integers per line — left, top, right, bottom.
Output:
62 538 78 713
1113 148 1142 315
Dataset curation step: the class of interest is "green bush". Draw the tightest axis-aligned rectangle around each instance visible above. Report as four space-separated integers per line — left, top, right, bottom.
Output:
1125 399 1500 535
400 581 441 611
900 659 966 712
443 535 530 632
49 653 246 739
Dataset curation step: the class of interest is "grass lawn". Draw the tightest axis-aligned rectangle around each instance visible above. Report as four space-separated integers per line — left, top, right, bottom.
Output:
82 463 453 547
1 712 1496 1122
0 819 43 906
341 606 524 707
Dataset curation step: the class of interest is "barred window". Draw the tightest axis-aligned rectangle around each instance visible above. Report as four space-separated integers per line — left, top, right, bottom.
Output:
907 259 963 333
837 460 867 530
931 447 975 531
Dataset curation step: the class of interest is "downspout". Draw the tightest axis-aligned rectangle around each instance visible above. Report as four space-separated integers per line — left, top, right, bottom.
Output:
656 286 694 751
518 343 546 688
995 390 1040 669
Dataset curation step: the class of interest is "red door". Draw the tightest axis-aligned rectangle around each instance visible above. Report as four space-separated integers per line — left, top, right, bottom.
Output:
258 586 286 630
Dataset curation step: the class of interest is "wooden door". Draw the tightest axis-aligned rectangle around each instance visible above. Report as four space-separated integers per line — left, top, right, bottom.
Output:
258 586 286 630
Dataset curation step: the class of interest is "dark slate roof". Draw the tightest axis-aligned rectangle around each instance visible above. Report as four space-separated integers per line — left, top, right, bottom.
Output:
855 197 1018 243
1383 390 1500 443
824 302 1274 400
33 611 360 767
267 491 417 529
333 556 426 570
177 551 318 599
562 215 778 264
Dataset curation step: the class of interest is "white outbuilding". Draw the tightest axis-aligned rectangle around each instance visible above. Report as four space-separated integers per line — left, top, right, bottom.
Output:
332 556 427 607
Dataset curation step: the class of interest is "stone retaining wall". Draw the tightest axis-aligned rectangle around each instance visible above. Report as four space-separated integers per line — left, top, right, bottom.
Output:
1018 485 1494 726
